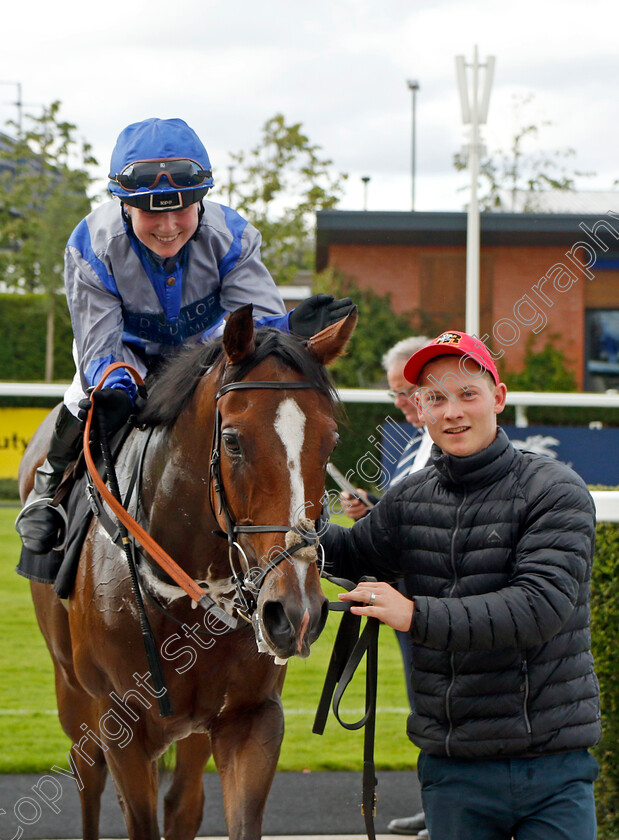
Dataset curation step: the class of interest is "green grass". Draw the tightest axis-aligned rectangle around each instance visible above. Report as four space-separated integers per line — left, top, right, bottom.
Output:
0 507 418 774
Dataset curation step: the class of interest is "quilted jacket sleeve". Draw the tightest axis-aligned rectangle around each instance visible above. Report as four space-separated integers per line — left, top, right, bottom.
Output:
411 462 596 652
321 485 406 583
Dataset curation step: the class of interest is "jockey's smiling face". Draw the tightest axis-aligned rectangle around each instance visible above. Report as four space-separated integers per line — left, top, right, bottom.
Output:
125 203 199 258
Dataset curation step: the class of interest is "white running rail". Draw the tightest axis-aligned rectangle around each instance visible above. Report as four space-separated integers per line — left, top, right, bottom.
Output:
2 383 618 520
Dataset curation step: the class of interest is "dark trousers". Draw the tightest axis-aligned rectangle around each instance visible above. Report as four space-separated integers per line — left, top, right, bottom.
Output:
417 749 598 840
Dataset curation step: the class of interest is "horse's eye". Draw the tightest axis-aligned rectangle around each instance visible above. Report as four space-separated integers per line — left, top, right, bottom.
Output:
222 430 242 456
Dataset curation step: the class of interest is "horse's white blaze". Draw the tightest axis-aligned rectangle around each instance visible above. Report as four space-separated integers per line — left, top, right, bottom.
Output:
274 398 306 525
274 398 311 599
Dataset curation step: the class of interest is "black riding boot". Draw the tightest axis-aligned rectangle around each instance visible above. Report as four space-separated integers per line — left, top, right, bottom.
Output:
16 405 83 554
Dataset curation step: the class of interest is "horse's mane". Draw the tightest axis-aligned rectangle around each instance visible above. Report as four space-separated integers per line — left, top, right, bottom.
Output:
138 328 338 428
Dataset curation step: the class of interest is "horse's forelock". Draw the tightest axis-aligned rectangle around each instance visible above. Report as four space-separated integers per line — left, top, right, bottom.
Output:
224 330 337 401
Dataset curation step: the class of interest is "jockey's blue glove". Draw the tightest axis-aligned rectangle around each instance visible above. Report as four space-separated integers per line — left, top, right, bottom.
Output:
78 388 133 436
289 294 356 338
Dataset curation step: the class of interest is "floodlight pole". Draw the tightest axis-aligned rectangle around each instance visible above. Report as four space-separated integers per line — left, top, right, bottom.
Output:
227 165 234 206
361 176 370 210
407 79 420 211
455 47 495 337
0 80 23 132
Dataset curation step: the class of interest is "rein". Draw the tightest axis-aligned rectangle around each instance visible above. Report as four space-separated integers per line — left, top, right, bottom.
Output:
313 574 381 840
83 362 236 630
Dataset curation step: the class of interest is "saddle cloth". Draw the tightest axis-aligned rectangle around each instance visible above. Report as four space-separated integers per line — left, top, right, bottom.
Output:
15 426 132 599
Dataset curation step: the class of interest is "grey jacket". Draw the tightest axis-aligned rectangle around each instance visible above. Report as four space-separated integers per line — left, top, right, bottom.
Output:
65 199 287 396
321 429 601 758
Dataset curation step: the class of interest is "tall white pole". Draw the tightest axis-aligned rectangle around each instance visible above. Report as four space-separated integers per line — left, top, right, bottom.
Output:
0 80 23 132
407 79 420 211
361 176 370 210
455 47 495 338
466 47 481 336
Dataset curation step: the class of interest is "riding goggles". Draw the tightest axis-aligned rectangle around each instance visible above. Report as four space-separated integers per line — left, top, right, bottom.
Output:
109 158 213 192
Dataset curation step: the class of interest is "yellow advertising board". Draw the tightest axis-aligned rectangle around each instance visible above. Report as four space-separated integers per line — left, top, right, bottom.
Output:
0 408 53 479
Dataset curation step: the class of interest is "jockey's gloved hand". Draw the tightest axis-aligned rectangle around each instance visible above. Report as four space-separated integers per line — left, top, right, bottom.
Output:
289 294 356 338
78 388 133 436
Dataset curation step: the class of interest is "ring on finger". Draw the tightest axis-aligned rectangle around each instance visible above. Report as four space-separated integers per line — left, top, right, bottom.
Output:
369 591 376 605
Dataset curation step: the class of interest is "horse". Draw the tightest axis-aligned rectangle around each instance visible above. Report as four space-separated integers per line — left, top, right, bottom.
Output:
19 305 357 840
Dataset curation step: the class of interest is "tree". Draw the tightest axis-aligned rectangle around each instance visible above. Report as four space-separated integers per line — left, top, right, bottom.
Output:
314 268 417 388
0 101 97 380
501 334 576 393
229 114 347 284
453 94 594 212
313 269 420 478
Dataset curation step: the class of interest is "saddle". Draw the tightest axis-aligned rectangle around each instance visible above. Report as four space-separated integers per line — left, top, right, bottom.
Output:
16 425 133 598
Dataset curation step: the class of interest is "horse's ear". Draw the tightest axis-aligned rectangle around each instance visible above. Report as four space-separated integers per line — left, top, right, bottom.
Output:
306 309 358 366
223 305 256 365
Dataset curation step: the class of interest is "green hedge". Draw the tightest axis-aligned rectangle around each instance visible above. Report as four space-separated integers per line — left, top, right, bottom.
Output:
591 514 619 839
330 402 396 494
0 293 74 382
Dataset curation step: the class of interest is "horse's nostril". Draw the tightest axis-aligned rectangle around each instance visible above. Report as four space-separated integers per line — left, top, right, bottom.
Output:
261 598 328 655
263 600 293 639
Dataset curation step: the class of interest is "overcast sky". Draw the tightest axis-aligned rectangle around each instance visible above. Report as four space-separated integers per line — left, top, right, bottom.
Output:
2 0 617 213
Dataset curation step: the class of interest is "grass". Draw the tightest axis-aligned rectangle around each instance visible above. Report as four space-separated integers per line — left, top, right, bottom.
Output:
0 507 418 774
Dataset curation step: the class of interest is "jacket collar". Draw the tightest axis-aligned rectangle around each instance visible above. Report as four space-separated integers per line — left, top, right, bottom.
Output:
432 427 515 489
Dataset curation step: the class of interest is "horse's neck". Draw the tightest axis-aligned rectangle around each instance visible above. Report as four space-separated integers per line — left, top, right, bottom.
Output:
135 419 228 579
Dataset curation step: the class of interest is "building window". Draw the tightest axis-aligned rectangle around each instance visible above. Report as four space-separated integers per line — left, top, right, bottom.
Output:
585 309 619 392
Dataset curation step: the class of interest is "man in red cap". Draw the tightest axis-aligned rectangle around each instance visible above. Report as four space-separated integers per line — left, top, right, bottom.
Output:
321 330 600 840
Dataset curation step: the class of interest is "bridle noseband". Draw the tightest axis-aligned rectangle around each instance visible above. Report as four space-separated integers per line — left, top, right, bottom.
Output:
209 378 324 621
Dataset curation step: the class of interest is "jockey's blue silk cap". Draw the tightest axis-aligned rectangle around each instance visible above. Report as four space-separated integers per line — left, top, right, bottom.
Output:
404 330 501 386
108 118 214 205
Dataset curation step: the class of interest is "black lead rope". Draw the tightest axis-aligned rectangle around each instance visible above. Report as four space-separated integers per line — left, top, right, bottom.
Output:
95 409 173 718
313 575 380 840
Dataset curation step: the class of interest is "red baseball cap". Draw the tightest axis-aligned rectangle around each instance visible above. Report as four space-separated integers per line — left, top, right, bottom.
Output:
403 330 500 386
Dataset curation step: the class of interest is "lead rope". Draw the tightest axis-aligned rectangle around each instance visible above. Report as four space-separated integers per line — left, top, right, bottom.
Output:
313 574 380 840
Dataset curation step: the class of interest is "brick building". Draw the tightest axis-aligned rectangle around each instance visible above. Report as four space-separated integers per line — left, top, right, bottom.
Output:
316 210 619 390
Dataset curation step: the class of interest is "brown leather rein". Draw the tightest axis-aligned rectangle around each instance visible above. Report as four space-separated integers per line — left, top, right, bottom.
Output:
82 362 215 610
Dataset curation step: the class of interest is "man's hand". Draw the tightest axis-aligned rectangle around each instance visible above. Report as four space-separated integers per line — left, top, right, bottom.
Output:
338 581 414 631
78 388 133 436
289 293 356 337
341 489 372 521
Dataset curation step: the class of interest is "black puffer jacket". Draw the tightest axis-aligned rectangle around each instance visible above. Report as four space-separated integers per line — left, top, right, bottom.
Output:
322 429 601 759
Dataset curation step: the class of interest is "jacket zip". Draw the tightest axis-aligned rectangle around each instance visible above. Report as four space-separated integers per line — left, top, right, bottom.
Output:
521 655 532 735
444 488 467 757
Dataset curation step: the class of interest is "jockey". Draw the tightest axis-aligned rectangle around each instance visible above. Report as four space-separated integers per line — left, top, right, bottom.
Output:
16 116 353 556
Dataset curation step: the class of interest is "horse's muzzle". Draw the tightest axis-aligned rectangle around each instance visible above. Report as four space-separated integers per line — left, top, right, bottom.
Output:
259 593 329 660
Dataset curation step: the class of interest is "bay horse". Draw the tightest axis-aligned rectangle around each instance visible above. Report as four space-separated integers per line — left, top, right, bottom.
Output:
19 305 356 840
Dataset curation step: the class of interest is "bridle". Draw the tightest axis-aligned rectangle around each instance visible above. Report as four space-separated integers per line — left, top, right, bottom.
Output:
209 377 325 622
